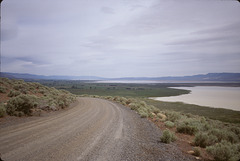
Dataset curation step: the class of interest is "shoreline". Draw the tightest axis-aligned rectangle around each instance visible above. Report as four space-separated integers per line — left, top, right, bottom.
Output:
149 86 240 112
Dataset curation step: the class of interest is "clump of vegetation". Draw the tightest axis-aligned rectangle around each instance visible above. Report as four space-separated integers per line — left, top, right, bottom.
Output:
104 96 159 119
0 86 7 93
193 147 201 157
194 132 218 148
8 90 21 97
206 140 240 161
0 78 77 117
6 94 38 116
165 111 181 122
176 119 199 135
160 129 177 144
0 103 6 117
208 128 239 144
229 126 240 140
164 121 175 128
139 110 148 118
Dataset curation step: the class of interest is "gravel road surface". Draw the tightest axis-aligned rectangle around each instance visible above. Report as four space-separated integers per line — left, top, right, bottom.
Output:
0 97 196 161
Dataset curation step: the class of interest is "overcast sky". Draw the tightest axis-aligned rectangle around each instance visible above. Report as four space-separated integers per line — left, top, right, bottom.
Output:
2 0 240 77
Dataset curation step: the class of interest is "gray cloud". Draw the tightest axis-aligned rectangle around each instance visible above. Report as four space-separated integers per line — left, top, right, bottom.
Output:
1 0 240 77
101 7 115 14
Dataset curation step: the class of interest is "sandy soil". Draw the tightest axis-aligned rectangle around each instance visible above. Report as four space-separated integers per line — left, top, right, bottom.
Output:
0 97 197 161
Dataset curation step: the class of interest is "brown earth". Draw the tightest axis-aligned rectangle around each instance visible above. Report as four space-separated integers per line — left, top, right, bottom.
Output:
0 97 197 161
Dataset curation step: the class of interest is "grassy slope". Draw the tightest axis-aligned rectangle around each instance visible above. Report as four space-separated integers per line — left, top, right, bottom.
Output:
0 78 76 117
146 99 240 124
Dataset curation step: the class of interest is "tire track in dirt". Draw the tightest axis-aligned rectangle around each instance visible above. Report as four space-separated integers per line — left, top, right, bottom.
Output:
0 97 196 161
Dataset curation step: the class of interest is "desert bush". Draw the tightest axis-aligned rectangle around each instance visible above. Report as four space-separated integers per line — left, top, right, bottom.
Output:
14 111 25 117
194 132 218 148
165 111 181 122
177 123 198 135
157 112 167 120
113 96 120 101
193 147 201 157
0 86 7 93
20 88 28 94
6 94 38 116
39 89 45 94
209 129 239 144
139 101 147 107
91 95 100 98
206 141 240 161
229 126 240 140
0 103 6 117
112 97 127 105
32 82 41 89
105 96 113 100
8 90 21 97
55 94 76 109
126 98 135 105
160 129 177 144
152 108 161 114
13 84 24 91
201 122 212 131
165 121 175 128
129 103 139 110
0 78 10 85
139 110 148 118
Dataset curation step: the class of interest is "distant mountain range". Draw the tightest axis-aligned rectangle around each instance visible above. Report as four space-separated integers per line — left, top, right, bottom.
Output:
0 72 105 80
1 72 240 82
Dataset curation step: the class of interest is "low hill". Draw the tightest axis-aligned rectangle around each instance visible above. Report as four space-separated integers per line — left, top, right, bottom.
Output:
0 78 76 117
112 73 240 82
1 72 105 80
2 72 240 82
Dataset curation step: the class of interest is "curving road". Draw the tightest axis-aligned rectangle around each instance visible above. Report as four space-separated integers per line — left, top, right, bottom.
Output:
0 98 195 161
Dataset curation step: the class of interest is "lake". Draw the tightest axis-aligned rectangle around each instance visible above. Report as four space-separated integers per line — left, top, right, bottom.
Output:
151 86 240 111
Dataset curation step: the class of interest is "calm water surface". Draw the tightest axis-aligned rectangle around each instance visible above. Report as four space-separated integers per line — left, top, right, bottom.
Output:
152 86 240 111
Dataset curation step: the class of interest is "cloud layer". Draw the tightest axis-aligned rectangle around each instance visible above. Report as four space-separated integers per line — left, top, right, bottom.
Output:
2 0 240 77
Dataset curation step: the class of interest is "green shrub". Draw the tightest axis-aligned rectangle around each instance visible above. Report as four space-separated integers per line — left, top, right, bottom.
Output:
0 103 6 117
39 89 45 94
160 129 177 144
165 121 175 128
139 101 147 107
209 129 239 144
206 141 240 161
129 103 139 110
193 147 201 157
105 96 113 100
126 98 134 105
6 94 38 116
8 90 21 97
118 97 128 105
13 84 23 91
194 132 218 148
20 88 28 94
177 122 198 135
138 110 148 118
55 94 75 109
0 86 7 93
165 111 181 122
152 108 161 114
0 78 10 85
229 126 240 140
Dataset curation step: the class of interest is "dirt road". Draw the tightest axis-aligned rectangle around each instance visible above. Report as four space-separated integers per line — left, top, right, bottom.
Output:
0 98 196 161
